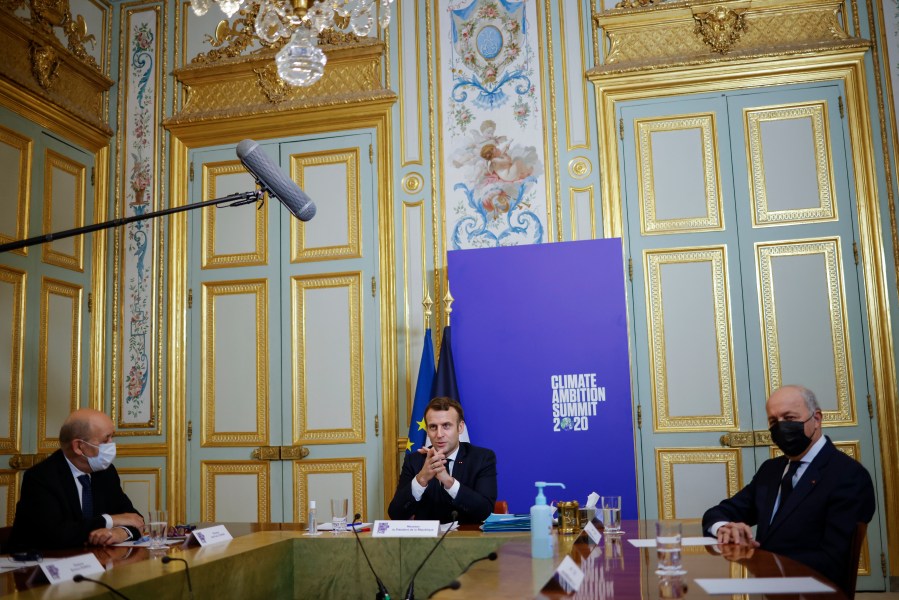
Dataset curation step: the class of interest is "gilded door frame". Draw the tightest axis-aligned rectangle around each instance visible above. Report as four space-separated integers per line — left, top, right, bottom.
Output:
165 98 398 524
590 48 899 571
0 80 111 413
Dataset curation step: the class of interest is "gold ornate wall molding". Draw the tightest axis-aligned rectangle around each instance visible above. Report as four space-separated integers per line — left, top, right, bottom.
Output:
166 39 392 126
592 0 858 72
0 8 112 143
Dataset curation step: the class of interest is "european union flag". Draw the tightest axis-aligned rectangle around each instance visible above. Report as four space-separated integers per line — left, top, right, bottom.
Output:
431 325 470 442
405 329 435 453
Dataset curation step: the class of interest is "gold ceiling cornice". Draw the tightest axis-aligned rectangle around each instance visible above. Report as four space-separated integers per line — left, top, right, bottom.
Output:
0 8 112 142
165 38 394 129
590 0 864 74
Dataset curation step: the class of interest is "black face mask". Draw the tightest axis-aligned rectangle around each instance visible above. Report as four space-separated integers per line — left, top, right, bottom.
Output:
769 417 813 457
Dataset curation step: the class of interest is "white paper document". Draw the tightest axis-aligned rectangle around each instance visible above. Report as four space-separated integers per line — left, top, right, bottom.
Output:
628 537 718 547
695 577 836 594
316 522 373 531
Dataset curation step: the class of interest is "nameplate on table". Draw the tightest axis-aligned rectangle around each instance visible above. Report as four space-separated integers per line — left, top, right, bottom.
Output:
185 524 233 547
694 577 836 594
39 553 104 585
584 521 602 545
555 555 584 592
371 520 440 537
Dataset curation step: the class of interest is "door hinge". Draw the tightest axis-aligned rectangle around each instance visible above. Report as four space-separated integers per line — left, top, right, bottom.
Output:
368 144 373 163
838 96 844 119
251 446 310 460
90 167 95 186
636 405 642 429
187 420 192 442
867 394 874 419
375 414 379 437
619 118 624 141
188 288 193 309
371 276 376 298
87 292 92 313
189 162 195 182
628 258 633 282
852 241 859 265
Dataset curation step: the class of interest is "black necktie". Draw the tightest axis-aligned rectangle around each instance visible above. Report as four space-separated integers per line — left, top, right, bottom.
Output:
78 474 93 519
446 458 453 476
779 461 802 508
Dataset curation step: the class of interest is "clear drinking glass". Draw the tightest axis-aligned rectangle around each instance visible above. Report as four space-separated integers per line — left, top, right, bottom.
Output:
146 509 168 549
601 495 622 534
655 520 686 575
330 498 348 534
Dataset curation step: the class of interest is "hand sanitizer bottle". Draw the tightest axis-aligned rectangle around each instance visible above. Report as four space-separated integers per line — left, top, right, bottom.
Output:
531 481 566 558
308 500 317 534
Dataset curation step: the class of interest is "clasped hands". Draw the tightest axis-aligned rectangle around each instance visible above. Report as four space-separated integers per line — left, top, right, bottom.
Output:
714 522 759 561
87 512 144 546
415 447 454 490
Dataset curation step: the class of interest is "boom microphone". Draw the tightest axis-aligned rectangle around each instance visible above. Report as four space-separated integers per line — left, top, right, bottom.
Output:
73 574 132 600
162 555 194 598
236 139 316 221
350 513 391 599
403 511 458 600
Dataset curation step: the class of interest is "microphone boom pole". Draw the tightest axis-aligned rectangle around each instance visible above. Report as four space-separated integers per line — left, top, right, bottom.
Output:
0 190 263 254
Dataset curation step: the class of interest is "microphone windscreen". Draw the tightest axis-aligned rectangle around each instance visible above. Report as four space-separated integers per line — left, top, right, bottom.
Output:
487 552 497 560
354 513 362 521
73 574 85 582
236 139 316 222
161 556 172 564
450 580 461 590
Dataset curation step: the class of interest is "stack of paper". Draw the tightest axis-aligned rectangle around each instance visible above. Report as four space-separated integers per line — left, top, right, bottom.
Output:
481 513 531 532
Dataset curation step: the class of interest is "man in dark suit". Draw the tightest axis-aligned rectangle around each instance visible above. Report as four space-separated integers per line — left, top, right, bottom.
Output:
703 385 875 593
9 409 145 551
388 397 497 524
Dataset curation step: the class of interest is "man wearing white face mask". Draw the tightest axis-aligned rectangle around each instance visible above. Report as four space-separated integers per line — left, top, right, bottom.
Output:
9 409 145 550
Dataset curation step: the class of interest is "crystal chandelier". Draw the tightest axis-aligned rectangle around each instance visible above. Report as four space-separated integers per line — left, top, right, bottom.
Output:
189 0 394 87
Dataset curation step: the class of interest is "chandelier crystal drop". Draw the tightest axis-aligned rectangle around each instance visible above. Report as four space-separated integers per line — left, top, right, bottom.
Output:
191 0 394 87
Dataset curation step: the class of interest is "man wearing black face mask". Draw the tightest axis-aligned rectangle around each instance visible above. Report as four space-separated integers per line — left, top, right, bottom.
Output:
9 409 144 551
702 385 875 594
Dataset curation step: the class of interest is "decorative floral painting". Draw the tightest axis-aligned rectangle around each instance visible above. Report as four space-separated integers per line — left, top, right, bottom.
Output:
120 7 158 428
441 0 547 249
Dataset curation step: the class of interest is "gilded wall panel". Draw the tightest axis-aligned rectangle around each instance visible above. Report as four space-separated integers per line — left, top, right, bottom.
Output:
0 267 25 452
657 448 742 520
200 461 269 523
645 248 738 431
0 125 32 254
202 161 268 268
293 458 366 522
292 273 364 444
402 201 427 419
745 102 836 226
570 186 596 241
290 149 361 263
38 277 81 451
201 280 269 446
756 239 854 423
119 467 162 518
636 114 723 234
42 149 85 272
398 0 422 165
0 471 18 526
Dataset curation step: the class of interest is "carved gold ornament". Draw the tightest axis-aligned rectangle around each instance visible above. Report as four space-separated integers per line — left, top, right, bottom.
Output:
693 6 748 54
30 42 60 90
615 0 658 7
254 64 291 103
63 13 98 69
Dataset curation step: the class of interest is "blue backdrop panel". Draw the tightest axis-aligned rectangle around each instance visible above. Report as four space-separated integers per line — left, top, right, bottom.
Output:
448 239 638 515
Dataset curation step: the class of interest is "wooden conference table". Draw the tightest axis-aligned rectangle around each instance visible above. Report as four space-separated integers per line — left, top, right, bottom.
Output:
0 521 845 599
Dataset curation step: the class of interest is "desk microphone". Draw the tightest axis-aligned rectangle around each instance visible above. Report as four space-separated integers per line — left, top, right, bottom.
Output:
350 513 391 599
403 511 457 600
427 551 497 597
73 573 132 600
162 555 194 598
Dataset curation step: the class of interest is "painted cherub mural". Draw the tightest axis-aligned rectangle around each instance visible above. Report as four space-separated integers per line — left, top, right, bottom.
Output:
451 120 543 247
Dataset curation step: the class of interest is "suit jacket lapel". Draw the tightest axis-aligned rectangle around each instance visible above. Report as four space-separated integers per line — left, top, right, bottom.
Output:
766 441 833 536
452 443 468 485
54 451 84 517
758 458 785 539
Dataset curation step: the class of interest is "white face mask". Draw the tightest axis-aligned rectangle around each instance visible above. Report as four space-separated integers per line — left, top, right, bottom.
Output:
79 440 116 472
